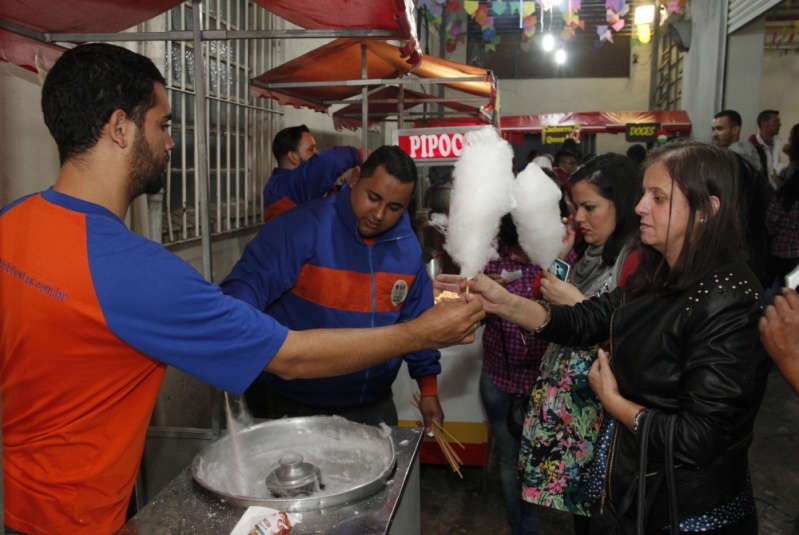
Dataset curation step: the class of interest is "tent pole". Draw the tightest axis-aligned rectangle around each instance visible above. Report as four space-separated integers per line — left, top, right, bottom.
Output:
361 43 368 151
192 0 222 437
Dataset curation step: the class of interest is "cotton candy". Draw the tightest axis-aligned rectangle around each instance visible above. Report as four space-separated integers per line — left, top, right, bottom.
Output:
444 127 517 278
511 163 565 270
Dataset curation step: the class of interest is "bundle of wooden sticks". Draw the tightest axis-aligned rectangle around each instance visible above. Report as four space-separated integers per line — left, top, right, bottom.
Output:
411 391 465 478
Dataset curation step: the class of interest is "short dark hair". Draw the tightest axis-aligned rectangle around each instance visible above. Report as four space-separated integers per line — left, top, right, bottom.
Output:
570 153 640 267
626 144 647 166
272 125 310 164
554 148 577 166
41 43 166 165
775 123 799 210
714 109 742 128
627 140 744 294
757 109 779 128
360 145 418 185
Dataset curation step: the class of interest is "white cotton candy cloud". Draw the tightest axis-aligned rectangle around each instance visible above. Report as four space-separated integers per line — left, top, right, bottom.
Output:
511 164 565 270
444 127 517 278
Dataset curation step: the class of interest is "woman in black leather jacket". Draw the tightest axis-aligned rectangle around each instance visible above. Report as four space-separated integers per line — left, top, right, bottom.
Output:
436 141 770 534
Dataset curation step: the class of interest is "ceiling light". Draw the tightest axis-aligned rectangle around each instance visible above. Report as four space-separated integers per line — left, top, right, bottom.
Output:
542 33 555 52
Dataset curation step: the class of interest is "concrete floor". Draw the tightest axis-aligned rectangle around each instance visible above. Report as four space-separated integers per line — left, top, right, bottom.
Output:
420 366 799 535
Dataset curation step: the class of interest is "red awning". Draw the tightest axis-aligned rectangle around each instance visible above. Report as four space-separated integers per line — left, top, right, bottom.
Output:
0 0 420 72
331 86 491 132
499 110 692 142
0 28 65 73
251 0 420 66
250 38 496 115
0 0 183 73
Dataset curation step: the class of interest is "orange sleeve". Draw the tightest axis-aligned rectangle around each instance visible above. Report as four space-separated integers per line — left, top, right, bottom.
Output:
416 375 439 397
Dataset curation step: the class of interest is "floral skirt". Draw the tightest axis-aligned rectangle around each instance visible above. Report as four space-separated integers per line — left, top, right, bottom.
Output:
518 342 602 516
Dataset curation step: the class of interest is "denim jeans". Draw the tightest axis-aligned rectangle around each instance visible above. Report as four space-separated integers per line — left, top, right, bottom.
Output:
479 371 540 535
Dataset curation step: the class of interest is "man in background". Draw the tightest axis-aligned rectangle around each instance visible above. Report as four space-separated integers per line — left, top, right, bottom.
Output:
747 109 785 189
711 109 761 170
223 145 444 431
263 124 360 221
0 43 483 535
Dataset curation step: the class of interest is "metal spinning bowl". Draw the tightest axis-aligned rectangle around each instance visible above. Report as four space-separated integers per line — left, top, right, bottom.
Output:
191 416 396 511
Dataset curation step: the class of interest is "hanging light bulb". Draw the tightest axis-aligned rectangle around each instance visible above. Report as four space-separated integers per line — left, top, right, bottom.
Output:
637 23 652 44
542 33 555 52
634 5 655 44
555 48 566 64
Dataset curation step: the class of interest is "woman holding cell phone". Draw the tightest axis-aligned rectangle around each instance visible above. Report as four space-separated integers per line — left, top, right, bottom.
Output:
518 153 641 534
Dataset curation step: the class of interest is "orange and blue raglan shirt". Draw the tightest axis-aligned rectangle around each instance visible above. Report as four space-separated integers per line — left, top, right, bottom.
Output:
0 188 288 535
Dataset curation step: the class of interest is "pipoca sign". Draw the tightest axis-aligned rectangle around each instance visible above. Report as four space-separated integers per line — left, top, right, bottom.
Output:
394 127 488 163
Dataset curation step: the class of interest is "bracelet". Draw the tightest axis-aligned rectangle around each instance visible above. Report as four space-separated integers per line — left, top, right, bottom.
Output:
522 300 551 336
633 408 648 433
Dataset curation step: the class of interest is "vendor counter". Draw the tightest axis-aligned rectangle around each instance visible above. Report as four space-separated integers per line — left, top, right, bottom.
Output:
119 426 423 535
394 327 489 466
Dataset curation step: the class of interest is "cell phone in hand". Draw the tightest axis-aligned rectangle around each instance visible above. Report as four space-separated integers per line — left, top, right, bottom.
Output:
547 258 570 282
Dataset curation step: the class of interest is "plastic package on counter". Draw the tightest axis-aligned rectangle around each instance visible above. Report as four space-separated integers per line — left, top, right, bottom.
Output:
229 506 299 535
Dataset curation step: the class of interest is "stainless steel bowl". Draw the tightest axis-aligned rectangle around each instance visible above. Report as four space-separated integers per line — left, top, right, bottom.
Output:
191 416 396 511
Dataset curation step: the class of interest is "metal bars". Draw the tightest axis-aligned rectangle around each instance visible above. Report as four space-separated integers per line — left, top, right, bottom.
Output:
162 0 276 245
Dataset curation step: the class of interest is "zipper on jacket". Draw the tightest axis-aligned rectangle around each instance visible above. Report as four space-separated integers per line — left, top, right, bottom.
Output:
601 293 624 512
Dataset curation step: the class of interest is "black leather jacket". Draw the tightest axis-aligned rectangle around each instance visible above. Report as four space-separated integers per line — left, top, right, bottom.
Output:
541 260 770 525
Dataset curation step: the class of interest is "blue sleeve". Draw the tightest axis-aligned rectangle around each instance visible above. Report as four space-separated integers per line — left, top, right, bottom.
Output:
265 146 360 206
401 263 442 379
87 218 289 395
219 209 316 310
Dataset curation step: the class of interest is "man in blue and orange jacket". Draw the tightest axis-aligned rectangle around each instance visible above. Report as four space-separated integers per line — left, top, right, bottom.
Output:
263 124 360 221
224 145 444 430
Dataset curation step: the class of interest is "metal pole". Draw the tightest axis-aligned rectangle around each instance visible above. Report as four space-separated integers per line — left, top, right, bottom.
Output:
192 0 222 437
192 0 212 281
648 5 661 110
361 43 368 152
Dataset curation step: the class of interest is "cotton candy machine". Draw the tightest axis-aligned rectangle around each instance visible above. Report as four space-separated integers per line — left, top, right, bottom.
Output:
191 416 396 512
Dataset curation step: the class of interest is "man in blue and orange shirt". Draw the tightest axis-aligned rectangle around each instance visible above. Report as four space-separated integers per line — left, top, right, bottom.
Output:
223 145 444 430
0 43 484 535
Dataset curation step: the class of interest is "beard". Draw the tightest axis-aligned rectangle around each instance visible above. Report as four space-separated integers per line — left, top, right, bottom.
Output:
128 133 169 199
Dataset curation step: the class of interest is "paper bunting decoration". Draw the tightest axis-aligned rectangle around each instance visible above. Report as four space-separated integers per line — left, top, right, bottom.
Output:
561 24 576 41
418 0 445 17
661 0 685 16
523 14 537 36
485 35 502 52
537 0 553 11
464 0 480 15
606 0 629 33
474 3 490 25
523 1 537 16
595 24 613 47
492 1 507 16
446 1 461 12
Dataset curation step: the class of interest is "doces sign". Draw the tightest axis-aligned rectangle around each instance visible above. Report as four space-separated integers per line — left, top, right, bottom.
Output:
625 123 660 142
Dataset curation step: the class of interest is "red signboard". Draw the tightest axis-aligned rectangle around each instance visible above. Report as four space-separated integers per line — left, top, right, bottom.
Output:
393 127 488 163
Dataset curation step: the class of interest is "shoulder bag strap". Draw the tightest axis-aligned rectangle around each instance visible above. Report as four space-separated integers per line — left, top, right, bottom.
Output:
635 409 654 535
664 414 679 535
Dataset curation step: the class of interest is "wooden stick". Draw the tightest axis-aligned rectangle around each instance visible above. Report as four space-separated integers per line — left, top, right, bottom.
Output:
434 431 462 478
431 420 465 450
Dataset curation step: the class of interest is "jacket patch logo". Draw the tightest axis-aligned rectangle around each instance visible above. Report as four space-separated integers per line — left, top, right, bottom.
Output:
391 280 409 307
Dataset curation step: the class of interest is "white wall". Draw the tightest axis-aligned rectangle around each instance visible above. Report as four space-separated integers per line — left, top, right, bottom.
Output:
681 0 728 145
760 48 799 138
725 16 766 138
0 63 60 205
